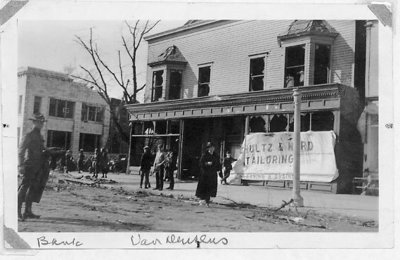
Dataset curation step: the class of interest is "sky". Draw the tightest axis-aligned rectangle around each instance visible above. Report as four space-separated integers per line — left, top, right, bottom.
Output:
18 20 185 101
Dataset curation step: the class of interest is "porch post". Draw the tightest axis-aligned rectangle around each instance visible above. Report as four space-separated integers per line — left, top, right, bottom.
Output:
177 119 185 179
292 88 304 207
125 122 133 175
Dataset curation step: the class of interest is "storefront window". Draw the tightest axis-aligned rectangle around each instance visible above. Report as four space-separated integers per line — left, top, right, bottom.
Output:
270 114 288 132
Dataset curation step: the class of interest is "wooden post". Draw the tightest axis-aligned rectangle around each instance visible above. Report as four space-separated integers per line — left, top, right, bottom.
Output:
177 119 185 180
125 122 133 175
292 88 304 207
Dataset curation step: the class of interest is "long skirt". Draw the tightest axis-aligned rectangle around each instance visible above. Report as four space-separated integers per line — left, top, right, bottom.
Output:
195 170 217 202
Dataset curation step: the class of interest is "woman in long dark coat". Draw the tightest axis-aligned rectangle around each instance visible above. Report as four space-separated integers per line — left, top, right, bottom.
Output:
195 142 221 206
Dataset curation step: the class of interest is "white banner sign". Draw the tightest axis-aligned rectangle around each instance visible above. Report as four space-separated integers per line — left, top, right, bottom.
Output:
231 131 338 182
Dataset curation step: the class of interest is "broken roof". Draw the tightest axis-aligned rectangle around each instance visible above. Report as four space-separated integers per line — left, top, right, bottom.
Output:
278 20 338 41
148 45 187 67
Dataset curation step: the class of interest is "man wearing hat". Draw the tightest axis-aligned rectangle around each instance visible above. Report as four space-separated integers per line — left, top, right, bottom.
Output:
18 113 49 220
195 142 221 206
139 146 153 189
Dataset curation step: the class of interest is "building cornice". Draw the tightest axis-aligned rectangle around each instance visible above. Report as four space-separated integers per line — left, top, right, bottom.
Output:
144 20 233 42
18 67 73 82
126 83 351 121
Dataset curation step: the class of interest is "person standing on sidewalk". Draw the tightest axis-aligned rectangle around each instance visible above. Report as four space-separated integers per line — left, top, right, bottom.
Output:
18 114 49 221
195 142 221 206
221 150 236 185
91 148 99 178
139 146 153 189
77 149 85 173
153 144 166 191
99 147 109 178
165 149 177 190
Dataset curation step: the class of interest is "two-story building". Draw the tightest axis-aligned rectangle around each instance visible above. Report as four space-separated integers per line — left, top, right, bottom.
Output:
18 67 111 158
125 20 378 193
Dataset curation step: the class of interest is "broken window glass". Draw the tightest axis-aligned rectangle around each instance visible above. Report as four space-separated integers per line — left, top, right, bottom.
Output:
314 44 331 84
155 121 167 135
168 70 182 100
152 70 164 102
249 57 265 91
311 111 334 131
249 116 266 133
284 45 305 88
269 114 288 132
198 66 211 97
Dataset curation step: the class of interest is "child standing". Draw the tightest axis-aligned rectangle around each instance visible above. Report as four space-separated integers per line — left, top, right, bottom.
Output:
222 151 236 185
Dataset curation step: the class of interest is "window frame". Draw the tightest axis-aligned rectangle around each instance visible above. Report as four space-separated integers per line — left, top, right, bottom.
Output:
197 63 213 97
48 98 75 119
47 130 72 149
151 70 164 102
281 36 334 88
81 103 104 123
33 96 42 114
249 53 268 91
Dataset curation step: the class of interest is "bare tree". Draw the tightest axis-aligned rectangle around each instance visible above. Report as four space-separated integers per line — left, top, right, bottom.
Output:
73 20 159 143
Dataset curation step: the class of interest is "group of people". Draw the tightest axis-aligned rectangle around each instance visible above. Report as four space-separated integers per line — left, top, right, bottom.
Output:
139 141 236 207
89 147 109 179
139 144 177 191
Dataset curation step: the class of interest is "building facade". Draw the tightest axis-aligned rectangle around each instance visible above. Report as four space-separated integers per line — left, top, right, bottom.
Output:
18 67 111 157
126 20 378 193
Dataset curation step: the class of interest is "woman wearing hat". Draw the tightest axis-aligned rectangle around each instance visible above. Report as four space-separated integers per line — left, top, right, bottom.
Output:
195 142 221 206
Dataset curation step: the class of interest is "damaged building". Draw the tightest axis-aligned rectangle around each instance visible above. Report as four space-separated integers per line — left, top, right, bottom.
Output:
125 20 379 194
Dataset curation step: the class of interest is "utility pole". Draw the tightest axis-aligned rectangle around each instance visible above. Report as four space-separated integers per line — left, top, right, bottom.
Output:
293 88 304 207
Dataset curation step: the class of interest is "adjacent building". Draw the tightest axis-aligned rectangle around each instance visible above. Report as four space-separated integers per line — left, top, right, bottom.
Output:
125 20 378 193
18 67 111 157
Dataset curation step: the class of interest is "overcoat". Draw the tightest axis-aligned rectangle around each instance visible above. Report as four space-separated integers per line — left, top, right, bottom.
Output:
18 128 50 203
195 151 221 199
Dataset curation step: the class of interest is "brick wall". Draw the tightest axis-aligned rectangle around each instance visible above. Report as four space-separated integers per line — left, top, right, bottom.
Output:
144 20 356 102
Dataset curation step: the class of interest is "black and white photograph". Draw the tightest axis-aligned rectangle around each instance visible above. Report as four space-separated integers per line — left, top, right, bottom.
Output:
0 0 397 258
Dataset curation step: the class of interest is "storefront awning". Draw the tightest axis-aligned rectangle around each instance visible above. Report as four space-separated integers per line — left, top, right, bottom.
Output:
126 83 354 121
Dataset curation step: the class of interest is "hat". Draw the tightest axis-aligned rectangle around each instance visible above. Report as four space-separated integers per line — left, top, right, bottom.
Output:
29 113 46 122
206 142 214 148
144 146 150 150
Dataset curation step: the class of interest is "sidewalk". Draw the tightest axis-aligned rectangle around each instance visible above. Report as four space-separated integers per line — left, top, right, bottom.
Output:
83 168 379 222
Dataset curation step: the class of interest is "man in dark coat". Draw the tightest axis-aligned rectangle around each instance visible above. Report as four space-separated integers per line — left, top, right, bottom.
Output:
195 142 221 206
139 146 153 189
18 114 50 221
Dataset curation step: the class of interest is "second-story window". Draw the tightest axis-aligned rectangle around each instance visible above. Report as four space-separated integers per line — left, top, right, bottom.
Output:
49 98 74 119
249 57 265 91
33 96 42 114
198 66 211 97
314 44 331 85
284 45 305 88
168 70 182 100
81 103 104 123
151 70 164 102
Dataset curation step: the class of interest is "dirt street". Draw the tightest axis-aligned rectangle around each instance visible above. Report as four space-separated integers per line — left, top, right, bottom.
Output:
18 174 378 232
